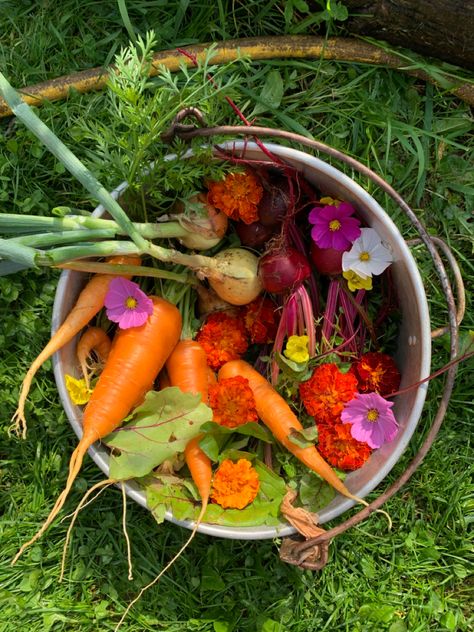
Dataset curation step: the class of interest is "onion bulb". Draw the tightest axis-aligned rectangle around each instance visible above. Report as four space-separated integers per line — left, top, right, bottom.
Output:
208 248 263 306
177 193 228 250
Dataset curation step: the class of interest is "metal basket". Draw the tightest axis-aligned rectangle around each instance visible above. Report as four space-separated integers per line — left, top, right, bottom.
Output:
52 117 465 569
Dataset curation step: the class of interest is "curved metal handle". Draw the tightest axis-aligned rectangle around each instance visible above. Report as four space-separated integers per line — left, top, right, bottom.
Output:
406 236 466 339
164 113 461 570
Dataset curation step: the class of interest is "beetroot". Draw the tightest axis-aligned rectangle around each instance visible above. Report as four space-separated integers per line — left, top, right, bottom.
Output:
310 242 344 276
259 247 311 293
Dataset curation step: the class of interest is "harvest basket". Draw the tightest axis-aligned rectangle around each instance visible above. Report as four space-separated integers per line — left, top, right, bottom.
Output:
52 120 464 568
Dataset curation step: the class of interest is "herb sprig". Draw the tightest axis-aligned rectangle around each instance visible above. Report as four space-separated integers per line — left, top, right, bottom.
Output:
79 32 247 220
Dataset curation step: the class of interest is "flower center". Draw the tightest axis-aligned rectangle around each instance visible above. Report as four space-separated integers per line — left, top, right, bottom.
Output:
125 296 138 310
329 219 341 231
367 408 380 422
359 251 371 262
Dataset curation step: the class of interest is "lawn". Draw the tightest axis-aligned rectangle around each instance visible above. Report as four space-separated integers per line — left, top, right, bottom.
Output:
0 2 473 631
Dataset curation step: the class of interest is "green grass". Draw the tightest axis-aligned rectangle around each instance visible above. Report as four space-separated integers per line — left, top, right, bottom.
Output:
0 1 473 631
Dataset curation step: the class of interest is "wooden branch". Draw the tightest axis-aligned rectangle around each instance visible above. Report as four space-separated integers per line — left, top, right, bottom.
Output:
1 36 473 119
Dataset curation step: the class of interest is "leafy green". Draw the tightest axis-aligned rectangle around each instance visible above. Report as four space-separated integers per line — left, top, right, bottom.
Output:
287 425 319 449
105 387 213 480
298 472 336 513
198 421 273 461
145 459 287 527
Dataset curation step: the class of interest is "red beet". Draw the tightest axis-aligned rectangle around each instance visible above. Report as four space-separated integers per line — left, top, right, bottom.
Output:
259 247 311 293
235 220 275 248
258 173 291 227
310 242 344 276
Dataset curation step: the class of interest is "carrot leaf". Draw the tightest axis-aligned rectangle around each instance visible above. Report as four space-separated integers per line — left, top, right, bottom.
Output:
104 387 213 480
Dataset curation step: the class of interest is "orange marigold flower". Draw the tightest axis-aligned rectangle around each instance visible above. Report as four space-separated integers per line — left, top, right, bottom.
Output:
207 170 263 225
299 363 358 423
196 311 249 371
317 422 372 471
211 458 260 509
241 296 278 344
349 352 401 395
209 376 258 428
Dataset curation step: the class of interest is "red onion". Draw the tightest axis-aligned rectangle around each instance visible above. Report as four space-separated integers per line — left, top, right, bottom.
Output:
258 247 311 294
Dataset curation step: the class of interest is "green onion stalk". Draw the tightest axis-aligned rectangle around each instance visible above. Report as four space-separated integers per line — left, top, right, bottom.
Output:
0 212 226 250
0 72 263 303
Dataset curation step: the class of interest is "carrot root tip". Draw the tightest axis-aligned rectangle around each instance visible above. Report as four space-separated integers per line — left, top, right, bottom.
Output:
9 410 27 440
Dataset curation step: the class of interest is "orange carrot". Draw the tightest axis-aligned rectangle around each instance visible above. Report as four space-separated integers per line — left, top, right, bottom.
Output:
166 340 212 514
11 254 141 438
77 326 112 388
166 340 209 402
12 296 182 563
218 359 366 504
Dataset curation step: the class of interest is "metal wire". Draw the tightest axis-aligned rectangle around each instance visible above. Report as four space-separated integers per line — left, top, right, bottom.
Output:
164 111 462 569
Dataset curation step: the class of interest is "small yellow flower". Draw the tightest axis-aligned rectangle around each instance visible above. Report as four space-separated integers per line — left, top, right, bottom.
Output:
343 270 373 292
284 335 309 363
319 196 342 206
65 374 93 405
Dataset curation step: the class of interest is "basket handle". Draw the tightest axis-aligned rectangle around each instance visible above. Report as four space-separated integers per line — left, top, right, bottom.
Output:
406 236 465 339
164 112 463 570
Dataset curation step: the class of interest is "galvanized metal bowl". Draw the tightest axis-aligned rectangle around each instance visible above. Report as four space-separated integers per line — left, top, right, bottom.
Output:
52 141 431 540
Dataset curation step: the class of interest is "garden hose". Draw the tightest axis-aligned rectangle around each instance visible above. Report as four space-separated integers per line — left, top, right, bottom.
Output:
1 35 473 118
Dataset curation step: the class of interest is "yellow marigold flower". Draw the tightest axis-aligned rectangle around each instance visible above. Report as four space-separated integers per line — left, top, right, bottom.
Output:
284 335 309 363
319 196 342 206
65 374 92 405
211 459 260 509
343 269 373 292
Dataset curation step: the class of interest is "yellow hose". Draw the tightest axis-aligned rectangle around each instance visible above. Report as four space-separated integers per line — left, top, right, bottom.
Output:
1 35 473 118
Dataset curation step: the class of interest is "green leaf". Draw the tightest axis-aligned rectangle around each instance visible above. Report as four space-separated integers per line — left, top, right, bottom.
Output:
299 472 336 513
287 425 318 449
388 621 408 632
200 421 273 443
253 70 284 115
105 387 213 480
358 603 396 623
199 433 221 461
276 352 308 375
144 459 287 528
261 619 282 632
146 474 196 524
201 566 226 591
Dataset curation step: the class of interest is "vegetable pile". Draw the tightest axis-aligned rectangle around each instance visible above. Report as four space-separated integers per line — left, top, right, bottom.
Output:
10 152 405 564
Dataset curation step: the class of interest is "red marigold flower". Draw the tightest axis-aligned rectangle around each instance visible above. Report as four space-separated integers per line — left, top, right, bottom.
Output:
196 311 249 371
317 422 372 471
211 458 260 509
299 363 358 423
207 170 263 224
349 352 401 395
241 296 278 344
209 376 258 428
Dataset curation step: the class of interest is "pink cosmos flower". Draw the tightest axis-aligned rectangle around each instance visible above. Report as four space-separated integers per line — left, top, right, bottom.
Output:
105 277 153 329
340 392 399 449
308 202 361 251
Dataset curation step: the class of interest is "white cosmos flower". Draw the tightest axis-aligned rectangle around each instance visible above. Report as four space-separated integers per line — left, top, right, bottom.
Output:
342 228 393 278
